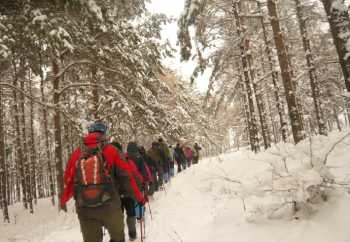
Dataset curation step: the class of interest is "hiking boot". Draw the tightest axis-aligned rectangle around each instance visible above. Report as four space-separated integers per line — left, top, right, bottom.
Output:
129 231 137 241
126 217 137 240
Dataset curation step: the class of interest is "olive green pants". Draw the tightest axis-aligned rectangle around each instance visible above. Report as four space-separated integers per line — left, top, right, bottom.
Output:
77 200 125 242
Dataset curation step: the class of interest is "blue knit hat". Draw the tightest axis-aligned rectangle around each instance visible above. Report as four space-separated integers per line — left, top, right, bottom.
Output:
87 121 107 134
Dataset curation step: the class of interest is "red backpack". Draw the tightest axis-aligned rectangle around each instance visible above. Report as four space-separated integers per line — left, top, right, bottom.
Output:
74 144 116 208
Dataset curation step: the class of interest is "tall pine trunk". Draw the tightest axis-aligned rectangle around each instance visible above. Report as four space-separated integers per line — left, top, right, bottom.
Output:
233 1 260 152
295 0 327 136
240 84 253 147
259 43 278 144
321 0 350 92
333 106 342 131
29 72 38 204
92 68 99 120
39 60 55 205
0 85 9 222
52 59 66 211
257 2 287 142
12 61 27 209
20 77 34 214
246 40 271 149
267 0 305 143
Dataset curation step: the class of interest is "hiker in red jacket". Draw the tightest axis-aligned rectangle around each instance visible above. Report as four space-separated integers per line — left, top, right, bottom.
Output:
61 122 145 242
184 145 194 168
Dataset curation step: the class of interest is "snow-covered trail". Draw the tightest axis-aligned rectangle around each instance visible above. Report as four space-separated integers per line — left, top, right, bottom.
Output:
143 154 350 242
2 132 350 242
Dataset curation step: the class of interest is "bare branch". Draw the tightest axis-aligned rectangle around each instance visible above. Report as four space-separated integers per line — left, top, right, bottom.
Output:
53 60 131 79
53 60 92 79
323 132 350 165
0 82 80 129
58 83 107 96
0 82 54 109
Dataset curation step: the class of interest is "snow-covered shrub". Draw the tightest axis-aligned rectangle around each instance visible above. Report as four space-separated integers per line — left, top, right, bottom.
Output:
236 132 350 222
244 165 334 222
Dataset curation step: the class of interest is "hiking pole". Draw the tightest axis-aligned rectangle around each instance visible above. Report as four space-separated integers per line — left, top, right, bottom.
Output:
147 202 153 220
143 214 146 239
161 184 167 195
140 219 144 242
142 205 146 239
139 205 144 242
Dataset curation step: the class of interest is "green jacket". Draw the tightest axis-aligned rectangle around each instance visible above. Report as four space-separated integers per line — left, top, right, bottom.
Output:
147 147 163 172
159 142 171 161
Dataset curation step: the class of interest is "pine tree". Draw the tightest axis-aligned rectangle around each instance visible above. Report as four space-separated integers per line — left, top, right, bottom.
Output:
232 1 260 152
0 84 9 222
294 0 327 136
320 0 350 92
267 0 305 144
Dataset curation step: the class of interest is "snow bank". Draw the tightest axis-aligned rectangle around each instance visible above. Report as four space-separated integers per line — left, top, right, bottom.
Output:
1 130 350 242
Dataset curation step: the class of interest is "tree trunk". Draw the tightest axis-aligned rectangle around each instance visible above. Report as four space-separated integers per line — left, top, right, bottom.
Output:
257 2 287 143
347 102 350 127
39 67 55 205
0 85 9 222
214 88 228 118
63 122 71 163
240 85 253 148
333 106 342 131
321 0 350 92
52 59 66 211
14 151 20 203
327 119 332 131
267 0 305 144
20 78 34 214
246 40 271 149
29 72 38 204
12 63 27 209
36 151 44 199
6 158 12 205
295 0 327 136
92 68 99 120
233 1 260 152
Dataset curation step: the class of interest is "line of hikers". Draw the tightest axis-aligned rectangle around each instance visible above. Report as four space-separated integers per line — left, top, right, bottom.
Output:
60 121 202 242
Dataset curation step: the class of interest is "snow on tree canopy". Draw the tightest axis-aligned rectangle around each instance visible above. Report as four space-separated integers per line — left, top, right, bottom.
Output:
331 0 348 12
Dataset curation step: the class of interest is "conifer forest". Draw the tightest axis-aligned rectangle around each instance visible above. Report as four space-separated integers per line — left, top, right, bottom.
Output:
1 0 350 226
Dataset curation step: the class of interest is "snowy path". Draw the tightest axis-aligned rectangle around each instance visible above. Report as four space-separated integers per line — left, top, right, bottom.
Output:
143 155 350 242
2 134 350 242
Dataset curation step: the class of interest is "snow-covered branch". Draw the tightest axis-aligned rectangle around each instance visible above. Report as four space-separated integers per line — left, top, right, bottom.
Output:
323 132 350 165
0 82 54 109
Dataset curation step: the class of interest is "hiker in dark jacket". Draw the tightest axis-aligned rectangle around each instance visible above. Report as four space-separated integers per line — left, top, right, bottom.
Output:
139 146 156 196
127 142 148 181
126 142 149 213
168 145 175 177
147 142 163 191
193 143 202 164
158 138 172 183
110 142 141 241
174 143 187 172
184 145 194 168
173 147 181 173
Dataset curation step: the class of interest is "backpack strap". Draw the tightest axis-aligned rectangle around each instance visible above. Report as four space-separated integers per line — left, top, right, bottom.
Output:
97 142 118 183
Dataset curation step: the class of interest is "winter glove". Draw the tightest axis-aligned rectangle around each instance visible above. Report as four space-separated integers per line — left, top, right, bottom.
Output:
141 181 146 191
144 195 149 203
135 203 145 220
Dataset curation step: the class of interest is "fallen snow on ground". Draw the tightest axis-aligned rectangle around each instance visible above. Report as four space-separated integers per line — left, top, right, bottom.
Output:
1 130 350 242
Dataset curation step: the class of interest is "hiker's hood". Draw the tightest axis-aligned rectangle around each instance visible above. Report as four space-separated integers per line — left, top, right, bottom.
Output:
83 132 105 148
